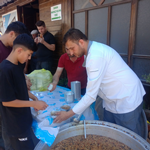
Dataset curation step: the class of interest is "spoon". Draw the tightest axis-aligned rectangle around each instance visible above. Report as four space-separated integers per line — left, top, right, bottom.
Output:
84 120 86 139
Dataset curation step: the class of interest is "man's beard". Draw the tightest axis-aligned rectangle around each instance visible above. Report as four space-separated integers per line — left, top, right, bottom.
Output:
77 47 85 57
68 54 76 58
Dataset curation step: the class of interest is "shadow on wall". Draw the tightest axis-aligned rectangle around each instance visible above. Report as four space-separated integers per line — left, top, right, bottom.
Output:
50 23 69 85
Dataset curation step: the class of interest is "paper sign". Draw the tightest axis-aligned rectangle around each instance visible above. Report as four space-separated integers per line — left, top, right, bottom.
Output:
51 4 62 21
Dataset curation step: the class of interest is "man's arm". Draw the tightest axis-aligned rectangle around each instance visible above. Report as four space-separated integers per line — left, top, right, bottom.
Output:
54 109 75 123
2 99 48 110
50 67 64 92
28 91 38 101
43 41 55 51
38 37 55 51
25 75 32 90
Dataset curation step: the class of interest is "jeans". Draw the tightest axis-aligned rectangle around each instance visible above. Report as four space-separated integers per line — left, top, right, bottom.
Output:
36 61 52 72
103 102 143 137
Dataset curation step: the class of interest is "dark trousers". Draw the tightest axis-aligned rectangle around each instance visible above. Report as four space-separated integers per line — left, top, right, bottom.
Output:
36 61 52 72
81 88 86 95
2 126 39 150
103 102 143 137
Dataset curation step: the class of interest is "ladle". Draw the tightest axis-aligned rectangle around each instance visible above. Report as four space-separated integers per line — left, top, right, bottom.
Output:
84 120 86 139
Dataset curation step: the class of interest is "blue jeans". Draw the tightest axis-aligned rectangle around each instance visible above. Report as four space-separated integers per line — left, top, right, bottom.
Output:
36 61 52 72
103 102 143 137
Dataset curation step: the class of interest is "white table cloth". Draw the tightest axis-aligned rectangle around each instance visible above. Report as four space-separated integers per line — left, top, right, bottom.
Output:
31 86 99 146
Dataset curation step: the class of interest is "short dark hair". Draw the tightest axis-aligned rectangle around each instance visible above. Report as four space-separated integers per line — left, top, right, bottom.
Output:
5 21 30 36
35 20 45 27
13 33 36 52
63 28 88 45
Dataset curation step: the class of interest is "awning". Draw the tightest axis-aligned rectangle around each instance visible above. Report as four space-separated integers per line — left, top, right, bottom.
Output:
0 0 15 8
0 0 36 9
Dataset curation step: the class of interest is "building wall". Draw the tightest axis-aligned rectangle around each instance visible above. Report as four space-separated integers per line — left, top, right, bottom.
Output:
0 0 39 34
39 0 72 74
0 0 72 75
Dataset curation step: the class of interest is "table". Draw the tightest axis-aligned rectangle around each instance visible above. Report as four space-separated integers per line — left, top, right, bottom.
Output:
30 86 99 146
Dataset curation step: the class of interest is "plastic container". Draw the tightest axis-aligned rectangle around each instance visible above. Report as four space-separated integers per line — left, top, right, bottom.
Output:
71 81 81 101
64 91 74 103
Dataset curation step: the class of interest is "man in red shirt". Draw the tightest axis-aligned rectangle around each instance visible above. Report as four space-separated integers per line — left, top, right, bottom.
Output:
50 50 87 95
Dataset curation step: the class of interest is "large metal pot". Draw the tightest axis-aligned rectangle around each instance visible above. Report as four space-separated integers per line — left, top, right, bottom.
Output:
50 120 150 150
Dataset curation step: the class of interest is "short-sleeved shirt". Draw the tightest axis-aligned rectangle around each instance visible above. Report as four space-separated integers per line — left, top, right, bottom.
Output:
58 53 87 89
0 60 33 137
36 31 55 62
0 40 12 63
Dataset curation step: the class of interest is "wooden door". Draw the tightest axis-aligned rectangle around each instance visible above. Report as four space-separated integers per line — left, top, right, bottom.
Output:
23 7 37 32
17 6 39 32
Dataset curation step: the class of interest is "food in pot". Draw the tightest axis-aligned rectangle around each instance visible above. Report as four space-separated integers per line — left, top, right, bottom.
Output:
61 105 71 111
51 135 132 150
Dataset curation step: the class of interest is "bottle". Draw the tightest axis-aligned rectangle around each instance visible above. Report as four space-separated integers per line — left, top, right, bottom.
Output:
48 84 53 91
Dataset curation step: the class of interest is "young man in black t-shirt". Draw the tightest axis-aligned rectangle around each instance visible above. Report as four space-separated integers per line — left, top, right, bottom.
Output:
0 34 48 150
35 20 55 72
0 21 34 150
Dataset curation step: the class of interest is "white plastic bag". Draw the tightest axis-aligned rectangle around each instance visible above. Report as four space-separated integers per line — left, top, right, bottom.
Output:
27 69 53 91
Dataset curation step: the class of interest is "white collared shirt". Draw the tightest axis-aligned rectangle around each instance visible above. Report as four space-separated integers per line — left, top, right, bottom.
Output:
72 41 145 114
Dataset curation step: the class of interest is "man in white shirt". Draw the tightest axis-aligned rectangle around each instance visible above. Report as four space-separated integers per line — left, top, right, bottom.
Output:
54 28 145 137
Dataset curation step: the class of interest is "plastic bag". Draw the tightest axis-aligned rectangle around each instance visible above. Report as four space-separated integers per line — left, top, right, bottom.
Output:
27 69 53 91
